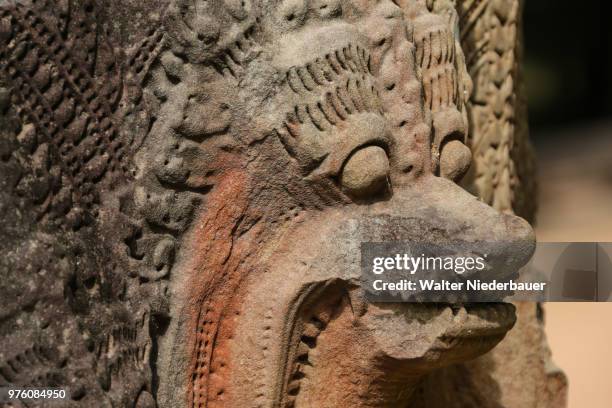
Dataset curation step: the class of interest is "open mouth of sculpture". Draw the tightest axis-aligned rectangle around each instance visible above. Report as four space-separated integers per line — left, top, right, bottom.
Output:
421 302 517 362
275 283 517 405
355 294 517 350
255 173 534 404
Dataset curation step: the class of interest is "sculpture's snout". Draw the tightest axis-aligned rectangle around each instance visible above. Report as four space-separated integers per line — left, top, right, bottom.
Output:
398 176 536 282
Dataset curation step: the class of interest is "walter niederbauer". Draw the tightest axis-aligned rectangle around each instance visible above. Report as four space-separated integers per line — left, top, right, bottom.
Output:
372 279 547 291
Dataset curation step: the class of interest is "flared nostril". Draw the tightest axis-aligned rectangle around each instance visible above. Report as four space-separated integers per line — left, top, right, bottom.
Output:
340 146 390 199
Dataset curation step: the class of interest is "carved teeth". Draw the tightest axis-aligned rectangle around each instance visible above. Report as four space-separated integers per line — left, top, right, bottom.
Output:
287 380 301 395
296 342 311 364
300 334 317 349
313 310 332 325
285 396 296 407
292 363 307 379
302 322 321 339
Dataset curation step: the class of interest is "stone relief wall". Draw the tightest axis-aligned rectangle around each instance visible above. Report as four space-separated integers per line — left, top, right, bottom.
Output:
457 0 536 221
0 0 562 407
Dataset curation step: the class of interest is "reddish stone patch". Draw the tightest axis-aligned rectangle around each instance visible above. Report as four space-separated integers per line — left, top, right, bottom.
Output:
181 167 256 407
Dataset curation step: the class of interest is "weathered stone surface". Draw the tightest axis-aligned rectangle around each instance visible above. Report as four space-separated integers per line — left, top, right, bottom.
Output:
340 146 390 198
455 1 566 406
440 140 472 181
0 0 560 407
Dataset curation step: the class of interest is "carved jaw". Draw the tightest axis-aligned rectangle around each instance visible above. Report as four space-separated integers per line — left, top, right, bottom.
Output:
278 301 516 407
360 302 517 368
225 175 534 407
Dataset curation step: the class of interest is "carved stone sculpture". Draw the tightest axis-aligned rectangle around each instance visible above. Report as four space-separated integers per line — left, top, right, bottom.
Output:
0 0 563 407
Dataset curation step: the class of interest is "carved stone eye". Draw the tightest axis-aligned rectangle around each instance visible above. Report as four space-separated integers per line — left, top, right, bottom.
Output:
340 145 390 198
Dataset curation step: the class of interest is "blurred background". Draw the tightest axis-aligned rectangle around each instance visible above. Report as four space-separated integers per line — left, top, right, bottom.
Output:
523 1 612 407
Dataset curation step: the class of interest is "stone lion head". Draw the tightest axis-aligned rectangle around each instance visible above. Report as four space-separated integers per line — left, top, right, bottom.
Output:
0 0 534 406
